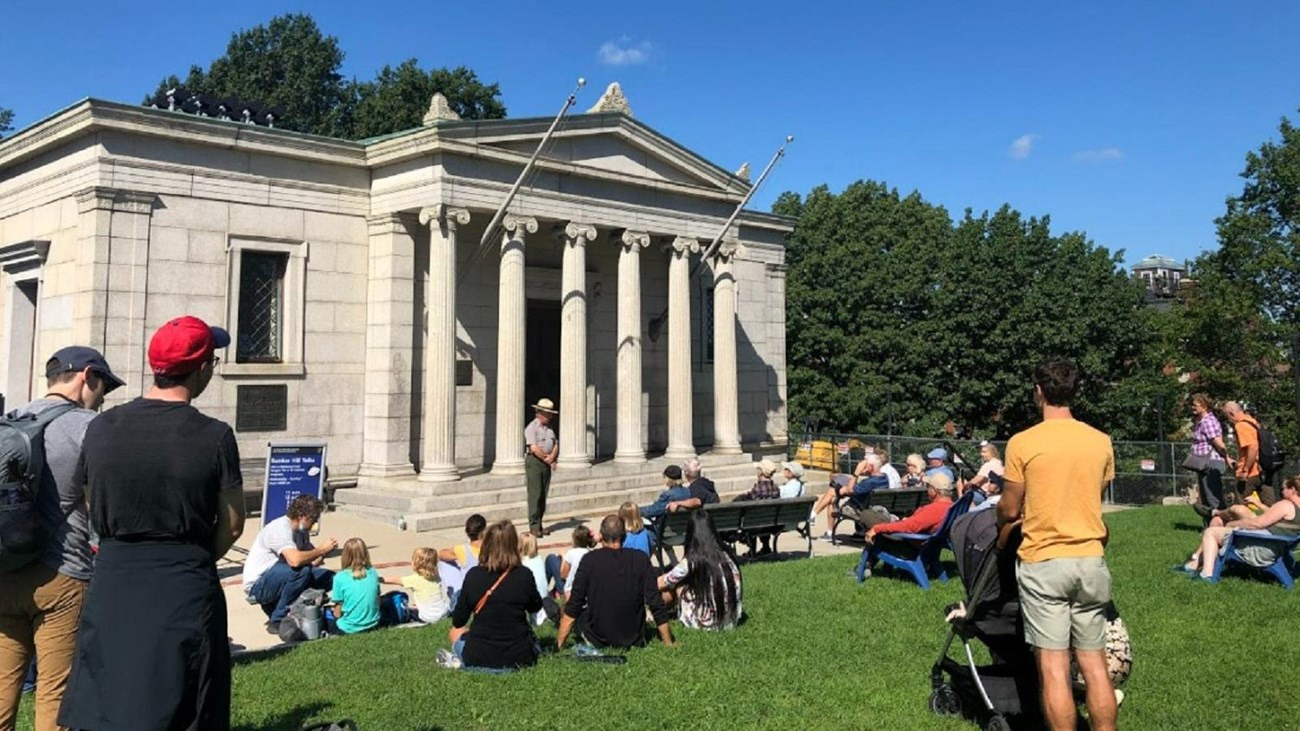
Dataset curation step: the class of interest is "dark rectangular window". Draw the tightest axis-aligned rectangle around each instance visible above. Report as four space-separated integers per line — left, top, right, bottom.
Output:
237 252 288 363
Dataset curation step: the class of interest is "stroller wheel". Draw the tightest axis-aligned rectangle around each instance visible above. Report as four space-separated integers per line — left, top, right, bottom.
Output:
984 715 1011 731
928 684 961 717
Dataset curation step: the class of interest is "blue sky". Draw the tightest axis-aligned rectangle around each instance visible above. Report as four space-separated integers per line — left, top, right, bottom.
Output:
4 1 1299 267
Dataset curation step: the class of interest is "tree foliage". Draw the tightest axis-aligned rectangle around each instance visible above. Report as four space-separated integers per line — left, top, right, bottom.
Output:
147 14 505 139
777 182 1180 441
1163 112 1300 449
0 106 13 138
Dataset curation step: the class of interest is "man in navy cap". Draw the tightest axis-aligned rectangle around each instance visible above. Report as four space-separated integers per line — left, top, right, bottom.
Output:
0 345 122 731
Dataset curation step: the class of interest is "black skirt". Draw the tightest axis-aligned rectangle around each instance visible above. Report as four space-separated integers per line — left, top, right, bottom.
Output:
59 540 230 731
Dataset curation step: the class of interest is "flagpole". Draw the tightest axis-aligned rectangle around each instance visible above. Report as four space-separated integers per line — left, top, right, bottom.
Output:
647 134 794 341
463 78 586 278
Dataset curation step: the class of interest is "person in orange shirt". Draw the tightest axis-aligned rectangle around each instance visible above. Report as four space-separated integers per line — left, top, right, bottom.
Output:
998 359 1117 731
1221 401 1275 506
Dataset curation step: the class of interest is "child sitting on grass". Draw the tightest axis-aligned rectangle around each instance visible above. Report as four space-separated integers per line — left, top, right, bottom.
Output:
519 532 551 626
620 502 652 556
327 538 381 635
544 525 595 598
384 547 448 624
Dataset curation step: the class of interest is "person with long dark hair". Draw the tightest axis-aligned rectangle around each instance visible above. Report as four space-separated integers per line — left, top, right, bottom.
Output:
657 511 742 630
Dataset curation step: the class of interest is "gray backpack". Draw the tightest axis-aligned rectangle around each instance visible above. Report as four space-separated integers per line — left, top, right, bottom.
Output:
0 403 76 573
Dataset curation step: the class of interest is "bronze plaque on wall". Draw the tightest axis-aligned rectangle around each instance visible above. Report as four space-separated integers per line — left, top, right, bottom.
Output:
236 385 288 432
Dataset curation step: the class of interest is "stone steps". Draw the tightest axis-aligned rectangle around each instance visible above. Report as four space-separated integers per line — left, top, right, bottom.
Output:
332 453 776 533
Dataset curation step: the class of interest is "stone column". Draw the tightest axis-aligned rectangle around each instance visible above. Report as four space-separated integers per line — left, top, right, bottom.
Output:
711 240 742 455
665 236 699 460
557 222 596 469
417 205 470 483
491 214 537 475
359 213 418 478
614 230 650 464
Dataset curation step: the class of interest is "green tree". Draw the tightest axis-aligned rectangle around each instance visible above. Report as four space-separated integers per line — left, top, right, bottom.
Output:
0 106 13 138
1163 112 1300 449
344 61 505 140
148 14 505 139
777 184 1176 441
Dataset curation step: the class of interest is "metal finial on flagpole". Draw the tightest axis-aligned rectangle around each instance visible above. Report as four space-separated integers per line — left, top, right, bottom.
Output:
647 133 795 342
463 78 587 279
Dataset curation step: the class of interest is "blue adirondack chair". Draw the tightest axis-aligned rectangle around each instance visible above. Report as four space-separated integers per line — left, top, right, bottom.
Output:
1210 530 1300 590
855 491 976 589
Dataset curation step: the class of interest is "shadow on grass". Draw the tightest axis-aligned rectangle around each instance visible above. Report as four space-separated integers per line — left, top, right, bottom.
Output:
232 701 330 731
1172 521 1206 533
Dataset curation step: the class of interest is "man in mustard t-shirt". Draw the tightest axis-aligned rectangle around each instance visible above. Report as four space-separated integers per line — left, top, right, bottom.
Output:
998 359 1117 731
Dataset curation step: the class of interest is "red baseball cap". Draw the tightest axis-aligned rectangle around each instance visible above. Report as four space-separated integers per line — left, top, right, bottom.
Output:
148 316 231 377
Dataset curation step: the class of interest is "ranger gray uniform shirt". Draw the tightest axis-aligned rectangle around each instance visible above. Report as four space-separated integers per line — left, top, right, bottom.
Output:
524 418 556 456
16 398 96 581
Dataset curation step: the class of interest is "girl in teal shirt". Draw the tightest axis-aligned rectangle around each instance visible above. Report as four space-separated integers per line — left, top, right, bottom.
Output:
327 538 381 634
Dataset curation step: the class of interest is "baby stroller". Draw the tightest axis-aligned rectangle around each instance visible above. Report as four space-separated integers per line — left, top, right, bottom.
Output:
929 508 1040 731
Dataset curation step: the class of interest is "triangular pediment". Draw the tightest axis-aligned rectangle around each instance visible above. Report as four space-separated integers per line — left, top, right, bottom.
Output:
440 114 750 196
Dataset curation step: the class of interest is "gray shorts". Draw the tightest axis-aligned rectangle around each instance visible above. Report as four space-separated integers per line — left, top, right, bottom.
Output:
1016 556 1111 651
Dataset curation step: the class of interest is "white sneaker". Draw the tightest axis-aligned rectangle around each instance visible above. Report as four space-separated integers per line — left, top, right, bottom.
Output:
435 648 462 669
820 531 834 541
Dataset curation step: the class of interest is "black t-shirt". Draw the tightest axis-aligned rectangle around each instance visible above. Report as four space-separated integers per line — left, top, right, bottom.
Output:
689 477 720 505
79 398 243 551
563 548 671 649
451 566 543 669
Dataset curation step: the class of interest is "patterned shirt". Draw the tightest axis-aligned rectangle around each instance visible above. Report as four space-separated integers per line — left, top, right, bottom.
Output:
735 478 779 501
1192 413 1223 457
662 557 743 631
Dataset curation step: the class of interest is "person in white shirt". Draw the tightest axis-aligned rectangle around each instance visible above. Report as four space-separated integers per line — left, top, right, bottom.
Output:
779 461 806 498
242 495 337 633
854 447 902 489
962 441 1005 505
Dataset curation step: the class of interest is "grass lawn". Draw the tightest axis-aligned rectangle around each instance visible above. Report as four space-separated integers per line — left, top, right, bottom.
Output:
17 506 1299 730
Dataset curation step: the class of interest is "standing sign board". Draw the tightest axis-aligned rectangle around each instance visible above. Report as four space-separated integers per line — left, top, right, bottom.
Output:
260 442 328 525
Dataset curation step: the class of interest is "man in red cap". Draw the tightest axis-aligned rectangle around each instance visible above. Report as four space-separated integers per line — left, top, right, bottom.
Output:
60 316 246 731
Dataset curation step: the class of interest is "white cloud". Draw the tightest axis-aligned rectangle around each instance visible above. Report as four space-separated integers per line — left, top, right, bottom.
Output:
598 37 654 66
1074 147 1125 163
1008 134 1039 160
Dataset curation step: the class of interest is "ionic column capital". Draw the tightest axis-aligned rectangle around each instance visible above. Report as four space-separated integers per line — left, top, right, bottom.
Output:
617 229 651 252
503 214 539 239
564 222 598 245
419 204 471 230
668 236 700 257
713 238 741 262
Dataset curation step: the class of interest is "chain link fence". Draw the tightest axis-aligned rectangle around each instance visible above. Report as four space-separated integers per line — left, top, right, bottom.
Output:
786 430 1213 505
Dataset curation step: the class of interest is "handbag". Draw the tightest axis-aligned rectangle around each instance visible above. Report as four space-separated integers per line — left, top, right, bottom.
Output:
474 568 512 614
1181 453 1211 473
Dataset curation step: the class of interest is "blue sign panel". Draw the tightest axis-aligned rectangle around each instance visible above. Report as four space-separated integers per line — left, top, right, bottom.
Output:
260 442 328 526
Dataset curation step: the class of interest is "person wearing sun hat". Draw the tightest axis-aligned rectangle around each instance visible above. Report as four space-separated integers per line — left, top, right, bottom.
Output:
59 316 245 731
779 460 806 499
524 398 559 536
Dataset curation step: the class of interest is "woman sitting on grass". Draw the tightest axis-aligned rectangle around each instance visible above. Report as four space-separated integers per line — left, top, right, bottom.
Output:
327 538 381 635
658 511 743 631
1177 474 1300 581
620 502 653 556
383 547 448 624
439 521 544 670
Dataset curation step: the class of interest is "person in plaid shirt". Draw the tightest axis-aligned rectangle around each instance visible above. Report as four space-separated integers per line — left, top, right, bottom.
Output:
734 459 781 501
1189 393 1230 519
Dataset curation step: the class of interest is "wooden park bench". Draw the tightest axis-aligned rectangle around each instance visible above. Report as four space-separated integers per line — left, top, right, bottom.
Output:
831 487 930 546
651 496 818 569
